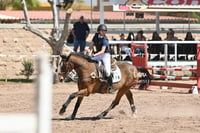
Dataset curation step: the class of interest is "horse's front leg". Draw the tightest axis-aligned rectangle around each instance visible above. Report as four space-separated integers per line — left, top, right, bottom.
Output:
67 97 83 120
59 89 89 119
95 89 127 119
59 92 78 115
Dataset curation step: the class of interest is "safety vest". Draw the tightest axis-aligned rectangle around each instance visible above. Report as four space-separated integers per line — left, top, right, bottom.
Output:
92 33 110 53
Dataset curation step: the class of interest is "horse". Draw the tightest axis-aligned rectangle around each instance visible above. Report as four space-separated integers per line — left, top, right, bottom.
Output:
58 52 151 120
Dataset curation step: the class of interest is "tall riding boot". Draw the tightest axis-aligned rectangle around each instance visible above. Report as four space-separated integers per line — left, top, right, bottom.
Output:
107 75 115 94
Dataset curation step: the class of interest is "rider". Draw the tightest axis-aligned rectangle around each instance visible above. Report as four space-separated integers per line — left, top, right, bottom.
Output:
88 24 115 93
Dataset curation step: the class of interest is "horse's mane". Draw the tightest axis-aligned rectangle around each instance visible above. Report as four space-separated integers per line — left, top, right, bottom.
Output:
69 52 96 63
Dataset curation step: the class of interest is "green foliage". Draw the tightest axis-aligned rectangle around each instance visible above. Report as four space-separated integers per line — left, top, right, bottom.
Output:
0 0 12 9
20 60 34 80
190 12 200 22
0 0 40 10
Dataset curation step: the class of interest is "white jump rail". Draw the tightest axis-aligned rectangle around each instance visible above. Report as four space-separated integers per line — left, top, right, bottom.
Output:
0 52 53 133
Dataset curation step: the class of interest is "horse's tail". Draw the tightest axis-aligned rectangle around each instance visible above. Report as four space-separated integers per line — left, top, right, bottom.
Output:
136 66 152 90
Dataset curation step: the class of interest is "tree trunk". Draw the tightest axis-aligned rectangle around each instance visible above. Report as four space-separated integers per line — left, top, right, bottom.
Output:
21 0 73 83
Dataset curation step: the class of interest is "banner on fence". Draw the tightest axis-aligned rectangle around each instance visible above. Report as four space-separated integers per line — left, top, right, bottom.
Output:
113 0 200 12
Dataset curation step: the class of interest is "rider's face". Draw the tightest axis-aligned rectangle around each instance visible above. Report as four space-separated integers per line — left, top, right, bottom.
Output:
99 30 106 36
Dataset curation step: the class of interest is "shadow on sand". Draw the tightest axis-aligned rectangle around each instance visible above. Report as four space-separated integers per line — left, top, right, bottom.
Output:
52 116 113 121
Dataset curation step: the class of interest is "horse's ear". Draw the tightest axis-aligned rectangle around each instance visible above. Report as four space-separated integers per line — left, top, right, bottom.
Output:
60 55 67 59
63 51 71 56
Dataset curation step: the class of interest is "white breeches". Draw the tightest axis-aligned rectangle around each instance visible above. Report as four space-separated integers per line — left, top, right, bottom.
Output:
92 53 111 77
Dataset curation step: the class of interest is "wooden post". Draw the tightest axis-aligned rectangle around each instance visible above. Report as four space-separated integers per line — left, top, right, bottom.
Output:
36 53 52 133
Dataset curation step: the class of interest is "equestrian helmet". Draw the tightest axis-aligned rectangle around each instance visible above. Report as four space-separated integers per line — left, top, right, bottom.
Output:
97 24 107 32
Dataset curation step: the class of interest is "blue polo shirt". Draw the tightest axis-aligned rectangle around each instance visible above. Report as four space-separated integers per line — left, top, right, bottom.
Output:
73 22 90 40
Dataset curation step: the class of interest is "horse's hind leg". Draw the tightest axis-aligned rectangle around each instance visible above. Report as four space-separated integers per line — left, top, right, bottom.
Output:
95 89 127 119
125 90 136 113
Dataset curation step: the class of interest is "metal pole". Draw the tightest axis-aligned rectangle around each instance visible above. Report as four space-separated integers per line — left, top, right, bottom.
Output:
100 0 104 24
156 12 160 34
90 0 93 29
174 43 177 62
188 12 191 31
123 12 126 32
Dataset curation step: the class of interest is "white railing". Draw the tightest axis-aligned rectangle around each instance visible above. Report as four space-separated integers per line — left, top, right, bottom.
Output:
0 52 53 133
109 40 199 66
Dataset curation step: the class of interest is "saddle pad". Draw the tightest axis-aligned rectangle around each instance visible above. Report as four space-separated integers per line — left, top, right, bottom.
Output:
112 66 121 83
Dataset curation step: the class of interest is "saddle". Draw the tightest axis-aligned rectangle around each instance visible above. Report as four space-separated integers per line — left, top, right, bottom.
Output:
95 58 121 83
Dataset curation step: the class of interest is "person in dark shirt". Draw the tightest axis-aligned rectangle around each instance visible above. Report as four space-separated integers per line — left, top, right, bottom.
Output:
148 31 163 54
184 32 196 54
72 16 90 52
135 30 146 54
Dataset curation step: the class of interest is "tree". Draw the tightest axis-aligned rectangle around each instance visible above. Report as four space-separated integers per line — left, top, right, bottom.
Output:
0 0 11 10
21 0 73 82
0 0 40 10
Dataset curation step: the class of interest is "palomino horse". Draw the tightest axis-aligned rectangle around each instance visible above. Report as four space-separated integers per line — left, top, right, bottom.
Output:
59 52 151 120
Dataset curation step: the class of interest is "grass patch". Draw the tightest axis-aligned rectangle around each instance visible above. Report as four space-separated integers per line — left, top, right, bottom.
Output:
0 78 34 83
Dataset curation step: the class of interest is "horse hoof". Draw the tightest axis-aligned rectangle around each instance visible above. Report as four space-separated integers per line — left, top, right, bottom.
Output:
131 105 137 113
59 107 66 115
95 114 104 120
65 115 75 120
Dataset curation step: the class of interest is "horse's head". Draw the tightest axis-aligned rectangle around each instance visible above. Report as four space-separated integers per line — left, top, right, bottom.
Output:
58 52 95 81
58 54 74 81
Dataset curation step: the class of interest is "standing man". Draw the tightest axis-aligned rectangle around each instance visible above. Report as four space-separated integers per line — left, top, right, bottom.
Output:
72 16 90 52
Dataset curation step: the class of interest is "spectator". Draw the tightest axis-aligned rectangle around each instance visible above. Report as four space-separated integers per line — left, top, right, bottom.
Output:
109 36 116 54
148 31 163 54
164 29 180 54
119 33 132 60
165 29 180 41
126 32 134 48
135 30 146 41
135 30 146 54
126 32 134 41
184 32 196 55
185 31 195 41
72 16 90 52
169 28 180 41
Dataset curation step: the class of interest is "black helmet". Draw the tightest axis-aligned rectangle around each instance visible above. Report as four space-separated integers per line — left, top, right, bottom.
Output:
97 24 107 32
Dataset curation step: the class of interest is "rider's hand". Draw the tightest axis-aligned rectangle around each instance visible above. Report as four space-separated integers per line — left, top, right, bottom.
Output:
85 48 92 56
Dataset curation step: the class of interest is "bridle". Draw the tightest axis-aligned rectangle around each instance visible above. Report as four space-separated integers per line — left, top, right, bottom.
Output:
60 57 97 82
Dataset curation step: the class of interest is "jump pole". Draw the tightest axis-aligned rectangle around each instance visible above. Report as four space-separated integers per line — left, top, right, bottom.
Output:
131 42 199 92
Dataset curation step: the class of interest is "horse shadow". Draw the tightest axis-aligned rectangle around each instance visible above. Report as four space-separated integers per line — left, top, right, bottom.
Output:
52 116 113 121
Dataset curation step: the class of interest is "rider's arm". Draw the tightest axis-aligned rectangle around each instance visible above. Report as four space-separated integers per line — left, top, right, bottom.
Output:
93 46 106 56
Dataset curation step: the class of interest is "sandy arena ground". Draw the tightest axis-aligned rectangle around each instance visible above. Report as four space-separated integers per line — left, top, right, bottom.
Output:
0 81 200 133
